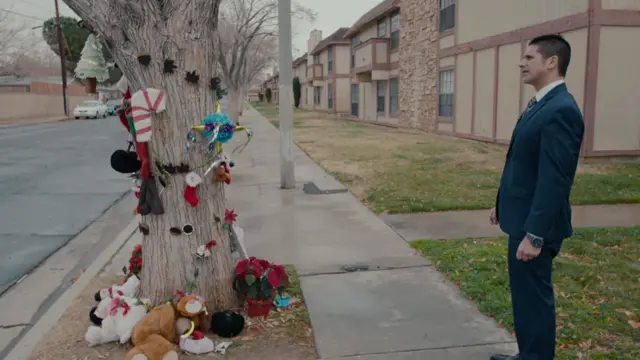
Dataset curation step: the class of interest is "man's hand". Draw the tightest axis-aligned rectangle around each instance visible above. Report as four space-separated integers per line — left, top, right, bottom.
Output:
516 237 542 261
489 207 499 225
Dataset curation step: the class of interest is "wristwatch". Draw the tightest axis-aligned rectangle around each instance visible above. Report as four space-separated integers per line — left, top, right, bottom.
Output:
526 233 544 248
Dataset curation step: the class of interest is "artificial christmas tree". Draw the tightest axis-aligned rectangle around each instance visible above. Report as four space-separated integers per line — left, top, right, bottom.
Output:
75 34 109 93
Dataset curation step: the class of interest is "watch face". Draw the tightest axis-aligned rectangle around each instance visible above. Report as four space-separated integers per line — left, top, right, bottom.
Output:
530 236 543 248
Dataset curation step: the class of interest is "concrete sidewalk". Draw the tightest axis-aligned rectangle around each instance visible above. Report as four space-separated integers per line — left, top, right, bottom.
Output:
0 116 72 128
226 108 517 359
381 203 640 242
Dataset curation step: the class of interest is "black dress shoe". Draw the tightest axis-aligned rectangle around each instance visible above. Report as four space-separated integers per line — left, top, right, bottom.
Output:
490 355 519 360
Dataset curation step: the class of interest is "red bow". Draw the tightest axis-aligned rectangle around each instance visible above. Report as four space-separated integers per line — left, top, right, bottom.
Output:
108 288 124 299
109 297 131 317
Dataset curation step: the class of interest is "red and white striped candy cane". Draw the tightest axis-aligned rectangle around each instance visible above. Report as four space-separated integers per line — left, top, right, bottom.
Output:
130 88 166 143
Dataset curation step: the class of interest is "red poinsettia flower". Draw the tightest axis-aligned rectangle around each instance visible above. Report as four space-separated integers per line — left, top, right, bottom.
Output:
134 244 142 253
235 259 249 276
274 265 289 283
205 240 217 250
267 269 281 288
251 262 265 278
224 209 238 224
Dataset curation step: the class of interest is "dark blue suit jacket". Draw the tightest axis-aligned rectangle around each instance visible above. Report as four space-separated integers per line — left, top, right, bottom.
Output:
496 83 584 252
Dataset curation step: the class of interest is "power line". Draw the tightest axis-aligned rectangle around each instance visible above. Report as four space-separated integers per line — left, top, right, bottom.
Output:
0 8 46 21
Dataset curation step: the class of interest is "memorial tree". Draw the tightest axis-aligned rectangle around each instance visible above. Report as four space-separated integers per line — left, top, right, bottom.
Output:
215 0 316 123
62 0 241 310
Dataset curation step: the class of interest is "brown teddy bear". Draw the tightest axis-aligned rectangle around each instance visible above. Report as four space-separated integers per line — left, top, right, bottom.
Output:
175 294 211 332
125 303 179 360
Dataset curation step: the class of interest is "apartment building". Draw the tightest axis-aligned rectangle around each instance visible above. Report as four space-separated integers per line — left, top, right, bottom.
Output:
344 0 400 124
304 28 351 113
402 0 640 156
293 53 308 107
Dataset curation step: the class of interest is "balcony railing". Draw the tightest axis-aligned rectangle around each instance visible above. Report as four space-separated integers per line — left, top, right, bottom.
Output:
352 38 390 73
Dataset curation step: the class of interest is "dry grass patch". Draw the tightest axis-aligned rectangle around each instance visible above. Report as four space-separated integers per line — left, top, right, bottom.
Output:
252 103 640 213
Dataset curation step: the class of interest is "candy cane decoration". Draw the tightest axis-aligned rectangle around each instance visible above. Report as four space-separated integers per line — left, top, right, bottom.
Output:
130 88 167 143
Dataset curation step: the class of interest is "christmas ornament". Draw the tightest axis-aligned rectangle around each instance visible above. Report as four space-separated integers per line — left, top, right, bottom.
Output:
137 52 152 66
169 224 194 236
185 70 200 84
195 240 217 259
209 77 220 91
184 172 202 207
130 88 166 143
163 59 178 74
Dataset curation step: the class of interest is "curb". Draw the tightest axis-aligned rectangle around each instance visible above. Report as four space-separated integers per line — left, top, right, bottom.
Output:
4 216 139 360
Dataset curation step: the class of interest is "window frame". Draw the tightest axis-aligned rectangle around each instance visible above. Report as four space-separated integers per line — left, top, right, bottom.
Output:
350 36 359 68
437 69 455 118
327 46 333 72
376 80 387 113
439 0 456 33
377 19 387 37
390 12 400 50
328 83 334 109
389 78 399 115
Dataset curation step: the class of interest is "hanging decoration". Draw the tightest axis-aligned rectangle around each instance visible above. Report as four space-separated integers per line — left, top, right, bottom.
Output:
209 77 220 91
195 240 217 259
130 88 166 143
137 52 152 66
184 172 203 207
185 70 200 84
163 59 178 74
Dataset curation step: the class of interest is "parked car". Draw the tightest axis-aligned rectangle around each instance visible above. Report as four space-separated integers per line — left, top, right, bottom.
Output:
73 100 108 119
106 99 121 115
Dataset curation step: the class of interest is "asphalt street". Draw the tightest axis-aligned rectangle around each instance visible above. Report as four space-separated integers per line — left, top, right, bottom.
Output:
0 117 132 294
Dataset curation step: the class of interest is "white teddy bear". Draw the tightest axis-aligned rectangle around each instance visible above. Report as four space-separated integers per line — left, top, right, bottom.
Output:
85 296 148 347
94 275 140 302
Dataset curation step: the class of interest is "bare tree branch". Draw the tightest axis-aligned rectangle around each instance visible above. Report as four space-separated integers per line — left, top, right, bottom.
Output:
215 0 316 122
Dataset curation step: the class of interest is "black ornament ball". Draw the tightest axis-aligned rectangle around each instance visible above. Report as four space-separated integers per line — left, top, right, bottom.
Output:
110 150 141 174
211 310 245 338
94 291 102 302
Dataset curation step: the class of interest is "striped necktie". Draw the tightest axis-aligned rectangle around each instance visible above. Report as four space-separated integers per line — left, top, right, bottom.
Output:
525 96 538 112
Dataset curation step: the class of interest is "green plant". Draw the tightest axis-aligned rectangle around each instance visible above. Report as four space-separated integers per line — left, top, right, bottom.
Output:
234 257 289 300
293 76 301 108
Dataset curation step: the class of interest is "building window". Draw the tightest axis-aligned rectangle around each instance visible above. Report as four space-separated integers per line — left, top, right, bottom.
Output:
328 83 333 109
438 70 454 117
389 78 399 114
377 80 386 113
377 19 386 37
327 46 333 72
314 86 321 105
313 54 320 64
350 36 359 68
390 12 400 49
440 0 455 32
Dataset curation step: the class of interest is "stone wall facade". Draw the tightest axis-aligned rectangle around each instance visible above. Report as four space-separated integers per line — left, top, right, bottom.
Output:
398 0 439 131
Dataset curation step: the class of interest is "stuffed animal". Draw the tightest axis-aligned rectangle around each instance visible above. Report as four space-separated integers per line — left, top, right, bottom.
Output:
85 296 148 347
175 294 211 332
175 318 214 354
95 275 140 302
125 303 179 360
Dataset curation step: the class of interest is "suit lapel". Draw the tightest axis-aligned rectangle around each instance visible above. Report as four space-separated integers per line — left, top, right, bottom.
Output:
506 84 568 158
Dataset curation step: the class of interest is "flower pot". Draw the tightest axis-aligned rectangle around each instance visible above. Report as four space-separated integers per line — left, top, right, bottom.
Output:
247 297 272 318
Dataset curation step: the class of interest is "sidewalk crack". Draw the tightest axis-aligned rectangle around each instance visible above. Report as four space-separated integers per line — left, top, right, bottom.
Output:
0 323 32 329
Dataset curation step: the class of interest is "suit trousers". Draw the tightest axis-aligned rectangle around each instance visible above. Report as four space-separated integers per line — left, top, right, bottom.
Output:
508 235 556 360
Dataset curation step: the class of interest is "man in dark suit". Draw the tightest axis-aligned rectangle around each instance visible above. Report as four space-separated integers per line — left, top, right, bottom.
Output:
489 34 584 360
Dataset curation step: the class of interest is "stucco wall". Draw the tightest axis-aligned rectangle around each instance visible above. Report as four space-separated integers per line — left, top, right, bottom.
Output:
0 93 94 120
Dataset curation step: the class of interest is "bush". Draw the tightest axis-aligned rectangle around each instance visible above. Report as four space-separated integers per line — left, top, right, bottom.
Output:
293 76 301 108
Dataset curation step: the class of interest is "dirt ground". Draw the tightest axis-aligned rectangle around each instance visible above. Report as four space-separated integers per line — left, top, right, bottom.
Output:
29 276 317 360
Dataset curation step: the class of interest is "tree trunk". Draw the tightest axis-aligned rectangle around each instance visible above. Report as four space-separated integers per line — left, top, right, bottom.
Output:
62 0 238 311
227 87 242 124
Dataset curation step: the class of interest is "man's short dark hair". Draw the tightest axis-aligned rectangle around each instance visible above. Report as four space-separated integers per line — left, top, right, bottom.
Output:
529 34 571 77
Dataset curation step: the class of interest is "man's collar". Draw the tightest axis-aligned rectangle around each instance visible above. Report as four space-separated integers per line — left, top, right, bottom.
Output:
535 79 565 102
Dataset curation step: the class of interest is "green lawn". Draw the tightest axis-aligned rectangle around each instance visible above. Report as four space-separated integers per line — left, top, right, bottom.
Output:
251 102 640 213
411 227 640 360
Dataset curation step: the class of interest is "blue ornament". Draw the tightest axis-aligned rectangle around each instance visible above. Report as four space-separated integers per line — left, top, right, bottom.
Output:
202 113 236 143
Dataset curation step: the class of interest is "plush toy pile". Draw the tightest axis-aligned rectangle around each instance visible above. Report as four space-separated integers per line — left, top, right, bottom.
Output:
84 277 240 359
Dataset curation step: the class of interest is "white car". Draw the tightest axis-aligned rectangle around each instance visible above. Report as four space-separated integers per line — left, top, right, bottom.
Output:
73 100 109 119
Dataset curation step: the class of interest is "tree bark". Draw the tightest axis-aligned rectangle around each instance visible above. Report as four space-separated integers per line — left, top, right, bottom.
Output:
227 87 242 124
63 0 238 311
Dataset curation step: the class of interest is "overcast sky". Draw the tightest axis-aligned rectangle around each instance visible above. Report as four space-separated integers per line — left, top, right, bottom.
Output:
0 0 376 56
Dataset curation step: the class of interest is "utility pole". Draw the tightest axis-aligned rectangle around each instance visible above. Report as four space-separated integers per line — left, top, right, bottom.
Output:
277 0 295 189
54 0 69 116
